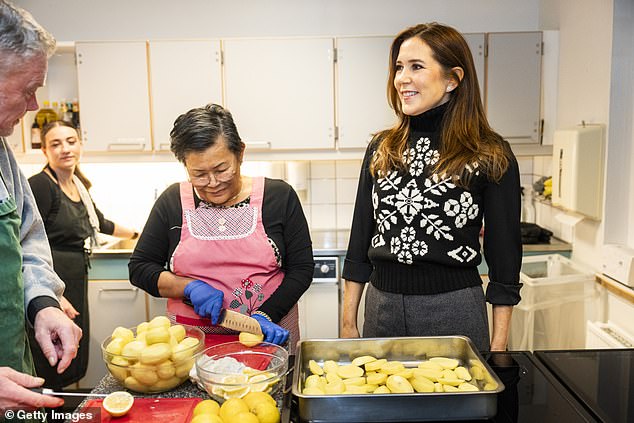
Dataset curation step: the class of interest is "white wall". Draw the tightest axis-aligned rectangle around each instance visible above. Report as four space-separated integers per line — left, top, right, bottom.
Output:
15 0 540 40
550 0 614 269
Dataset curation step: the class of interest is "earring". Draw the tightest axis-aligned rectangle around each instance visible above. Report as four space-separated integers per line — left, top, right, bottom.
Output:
446 85 455 93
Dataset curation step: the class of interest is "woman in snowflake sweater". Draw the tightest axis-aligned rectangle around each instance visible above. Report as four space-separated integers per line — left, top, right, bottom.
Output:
341 23 522 351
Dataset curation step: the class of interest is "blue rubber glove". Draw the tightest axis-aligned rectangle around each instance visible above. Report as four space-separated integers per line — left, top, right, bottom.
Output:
252 314 289 345
184 280 224 325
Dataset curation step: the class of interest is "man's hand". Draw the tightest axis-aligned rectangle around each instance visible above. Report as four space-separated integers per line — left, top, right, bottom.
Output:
33 307 82 374
60 296 79 320
0 367 63 411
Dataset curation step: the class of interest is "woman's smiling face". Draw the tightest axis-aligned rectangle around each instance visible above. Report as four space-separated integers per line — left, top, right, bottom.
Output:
393 37 454 116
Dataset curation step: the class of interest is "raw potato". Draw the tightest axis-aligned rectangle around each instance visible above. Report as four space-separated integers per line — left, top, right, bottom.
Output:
455 366 472 381
386 375 414 393
429 357 459 370
301 354 492 396
337 365 364 379
140 343 172 364
410 376 435 393
364 359 387 372
308 360 324 376
351 355 377 367
239 331 264 347
145 327 170 345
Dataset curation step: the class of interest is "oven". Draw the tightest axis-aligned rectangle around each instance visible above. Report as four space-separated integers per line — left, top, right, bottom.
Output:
297 256 340 339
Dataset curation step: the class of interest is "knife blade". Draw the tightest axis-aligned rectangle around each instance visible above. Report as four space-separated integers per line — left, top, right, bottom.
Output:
30 388 109 397
218 309 263 335
182 297 263 335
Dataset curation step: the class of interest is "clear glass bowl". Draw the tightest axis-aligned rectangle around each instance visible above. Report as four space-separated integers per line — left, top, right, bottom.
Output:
101 323 204 393
195 341 289 402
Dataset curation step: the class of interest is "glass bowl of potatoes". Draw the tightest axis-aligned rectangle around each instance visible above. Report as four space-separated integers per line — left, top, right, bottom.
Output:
195 341 289 402
101 316 204 393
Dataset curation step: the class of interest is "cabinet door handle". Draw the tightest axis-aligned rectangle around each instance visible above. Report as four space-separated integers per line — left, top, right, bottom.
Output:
99 287 139 293
107 142 146 151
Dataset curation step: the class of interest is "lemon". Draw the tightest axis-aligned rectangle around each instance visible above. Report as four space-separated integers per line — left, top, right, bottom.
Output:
247 373 271 392
193 399 220 416
231 411 259 423
190 415 223 423
102 391 134 417
219 398 249 422
253 401 280 423
239 331 264 347
243 391 276 410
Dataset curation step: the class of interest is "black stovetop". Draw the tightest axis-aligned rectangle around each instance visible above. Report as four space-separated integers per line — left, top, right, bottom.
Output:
537 349 634 423
283 351 601 422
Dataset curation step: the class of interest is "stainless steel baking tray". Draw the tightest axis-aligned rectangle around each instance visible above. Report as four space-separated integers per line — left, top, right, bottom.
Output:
293 336 504 422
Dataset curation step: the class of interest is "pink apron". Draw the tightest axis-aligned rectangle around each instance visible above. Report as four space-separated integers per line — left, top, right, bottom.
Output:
166 177 299 350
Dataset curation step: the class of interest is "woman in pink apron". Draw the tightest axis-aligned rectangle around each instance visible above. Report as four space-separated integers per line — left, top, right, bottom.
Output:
129 104 314 351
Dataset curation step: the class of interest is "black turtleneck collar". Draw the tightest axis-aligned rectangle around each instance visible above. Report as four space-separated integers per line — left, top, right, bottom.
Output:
409 102 448 133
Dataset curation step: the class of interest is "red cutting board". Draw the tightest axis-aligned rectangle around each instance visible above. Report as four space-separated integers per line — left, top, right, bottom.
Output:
80 397 201 422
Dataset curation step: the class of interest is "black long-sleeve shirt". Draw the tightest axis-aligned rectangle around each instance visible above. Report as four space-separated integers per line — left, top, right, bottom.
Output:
129 178 314 322
342 104 522 305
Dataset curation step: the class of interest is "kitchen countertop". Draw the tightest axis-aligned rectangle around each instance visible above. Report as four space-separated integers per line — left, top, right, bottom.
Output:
73 350 610 422
92 228 570 258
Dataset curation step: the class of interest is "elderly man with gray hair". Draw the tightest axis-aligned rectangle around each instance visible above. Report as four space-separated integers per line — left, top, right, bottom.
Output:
0 0 82 411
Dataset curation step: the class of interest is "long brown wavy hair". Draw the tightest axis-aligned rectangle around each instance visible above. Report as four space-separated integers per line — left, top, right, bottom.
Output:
371 22 511 186
41 120 92 189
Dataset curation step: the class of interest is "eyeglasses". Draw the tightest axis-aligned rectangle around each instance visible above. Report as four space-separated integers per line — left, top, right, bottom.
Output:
188 166 236 187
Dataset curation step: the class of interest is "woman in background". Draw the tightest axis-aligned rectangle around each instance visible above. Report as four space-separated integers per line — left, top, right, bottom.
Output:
28 120 138 389
129 104 313 350
341 23 522 351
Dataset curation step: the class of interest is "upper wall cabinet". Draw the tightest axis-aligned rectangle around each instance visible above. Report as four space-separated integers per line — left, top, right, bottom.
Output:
486 32 542 144
148 40 223 151
223 38 335 150
76 42 152 152
336 36 394 149
463 33 486 100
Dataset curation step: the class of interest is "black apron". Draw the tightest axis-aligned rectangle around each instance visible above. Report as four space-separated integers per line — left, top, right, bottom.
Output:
27 176 91 388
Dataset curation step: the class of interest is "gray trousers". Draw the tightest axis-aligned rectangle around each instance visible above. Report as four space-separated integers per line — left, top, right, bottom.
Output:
363 284 491 352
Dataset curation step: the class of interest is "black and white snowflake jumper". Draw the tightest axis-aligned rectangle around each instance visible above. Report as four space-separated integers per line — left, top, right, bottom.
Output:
343 103 522 305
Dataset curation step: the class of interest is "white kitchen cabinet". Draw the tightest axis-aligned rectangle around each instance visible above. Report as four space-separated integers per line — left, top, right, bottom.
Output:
75 42 152 152
335 36 394 149
79 280 147 388
147 295 168 320
298 282 339 339
223 38 335 150
486 32 542 144
463 33 486 100
149 40 223 151
6 121 24 152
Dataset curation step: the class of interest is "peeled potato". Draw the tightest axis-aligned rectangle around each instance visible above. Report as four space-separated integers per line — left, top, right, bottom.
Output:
429 357 459 370
145 327 170 345
168 325 186 343
148 316 171 330
111 327 134 344
458 382 479 392
337 365 364 379
455 366 472 381
351 355 377 367
323 360 339 374
342 376 365 386
140 343 171 365
239 331 264 347
410 376 435 393
412 368 442 382
364 358 387 372
308 360 324 376
386 375 414 393
130 363 159 385
373 385 390 394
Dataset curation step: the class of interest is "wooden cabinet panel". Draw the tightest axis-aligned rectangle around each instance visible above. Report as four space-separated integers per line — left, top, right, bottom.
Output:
149 40 223 151
336 36 395 149
486 32 542 144
223 38 335 150
76 42 152 152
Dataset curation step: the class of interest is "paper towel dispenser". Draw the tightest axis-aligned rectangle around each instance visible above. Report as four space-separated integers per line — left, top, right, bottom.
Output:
551 123 605 220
